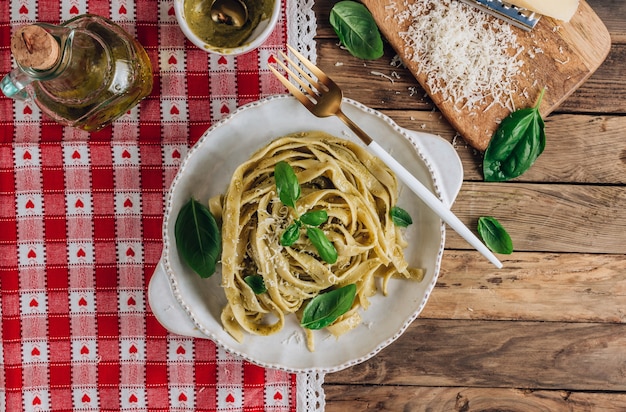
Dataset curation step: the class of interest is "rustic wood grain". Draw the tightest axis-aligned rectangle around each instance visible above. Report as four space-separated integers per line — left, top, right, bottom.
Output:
424 251 626 323
315 0 626 410
446 183 626 253
325 319 626 390
316 40 626 117
324 386 626 411
383 111 626 184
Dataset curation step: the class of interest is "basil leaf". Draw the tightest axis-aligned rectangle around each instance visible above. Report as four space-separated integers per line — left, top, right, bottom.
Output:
390 206 413 227
477 216 513 255
301 284 357 330
244 275 267 294
483 89 546 182
300 209 328 227
329 1 384 60
274 161 300 209
175 198 221 278
280 221 301 247
306 227 338 264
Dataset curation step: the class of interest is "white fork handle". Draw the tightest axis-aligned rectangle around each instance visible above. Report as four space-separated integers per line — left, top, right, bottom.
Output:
367 141 503 269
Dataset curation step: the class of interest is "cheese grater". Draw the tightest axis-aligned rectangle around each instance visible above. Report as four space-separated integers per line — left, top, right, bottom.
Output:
459 0 540 31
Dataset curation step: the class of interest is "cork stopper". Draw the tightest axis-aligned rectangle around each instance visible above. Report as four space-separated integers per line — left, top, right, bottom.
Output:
11 25 60 70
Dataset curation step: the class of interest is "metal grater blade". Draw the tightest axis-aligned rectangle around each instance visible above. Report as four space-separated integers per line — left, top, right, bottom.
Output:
459 0 540 31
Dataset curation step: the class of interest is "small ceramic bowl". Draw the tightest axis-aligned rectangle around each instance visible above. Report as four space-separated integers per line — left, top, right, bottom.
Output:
174 0 281 56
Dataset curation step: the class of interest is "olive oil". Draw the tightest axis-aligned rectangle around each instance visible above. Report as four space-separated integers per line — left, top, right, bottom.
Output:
2 14 153 131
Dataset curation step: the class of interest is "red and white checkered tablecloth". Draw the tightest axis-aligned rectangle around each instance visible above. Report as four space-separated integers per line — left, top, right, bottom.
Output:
0 0 323 410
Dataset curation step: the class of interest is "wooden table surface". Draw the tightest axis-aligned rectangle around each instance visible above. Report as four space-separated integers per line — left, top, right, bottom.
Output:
312 1 626 410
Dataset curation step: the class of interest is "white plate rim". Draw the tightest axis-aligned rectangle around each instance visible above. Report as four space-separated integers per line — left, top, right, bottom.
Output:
157 94 459 373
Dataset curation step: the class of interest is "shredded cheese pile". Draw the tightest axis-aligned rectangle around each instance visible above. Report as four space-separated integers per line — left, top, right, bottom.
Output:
394 0 525 112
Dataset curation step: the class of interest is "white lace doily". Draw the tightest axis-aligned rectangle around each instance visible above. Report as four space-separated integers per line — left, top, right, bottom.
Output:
287 0 318 64
298 371 326 412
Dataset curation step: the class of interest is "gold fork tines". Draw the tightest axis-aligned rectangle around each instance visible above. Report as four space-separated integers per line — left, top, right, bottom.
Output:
269 45 373 145
269 54 316 110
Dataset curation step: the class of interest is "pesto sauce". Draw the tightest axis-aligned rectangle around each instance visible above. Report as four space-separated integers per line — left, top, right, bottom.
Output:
184 0 274 49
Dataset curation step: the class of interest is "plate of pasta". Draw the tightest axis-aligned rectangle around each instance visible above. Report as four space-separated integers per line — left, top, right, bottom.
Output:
149 94 463 373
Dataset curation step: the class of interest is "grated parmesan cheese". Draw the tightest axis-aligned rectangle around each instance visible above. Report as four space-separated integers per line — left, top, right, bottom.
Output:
393 0 525 112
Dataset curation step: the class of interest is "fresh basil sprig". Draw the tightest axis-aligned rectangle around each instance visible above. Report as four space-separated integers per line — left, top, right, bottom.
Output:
329 1 383 60
275 160 300 209
244 275 267 294
301 284 357 330
477 216 513 255
275 161 338 264
300 210 329 226
483 88 546 182
306 227 338 264
390 206 413 228
175 198 221 278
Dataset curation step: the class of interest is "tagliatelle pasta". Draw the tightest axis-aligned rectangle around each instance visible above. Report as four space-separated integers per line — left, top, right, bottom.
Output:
211 131 423 351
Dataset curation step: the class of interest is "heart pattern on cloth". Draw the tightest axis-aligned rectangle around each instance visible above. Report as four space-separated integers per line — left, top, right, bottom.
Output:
1 1 305 410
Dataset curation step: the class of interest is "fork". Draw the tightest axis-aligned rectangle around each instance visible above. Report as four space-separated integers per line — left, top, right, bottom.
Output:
270 45 503 269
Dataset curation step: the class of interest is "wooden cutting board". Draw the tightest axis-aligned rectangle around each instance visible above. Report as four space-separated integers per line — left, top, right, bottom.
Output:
361 0 611 151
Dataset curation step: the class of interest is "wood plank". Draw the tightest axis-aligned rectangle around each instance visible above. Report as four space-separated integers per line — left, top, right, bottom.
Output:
324 385 626 411
423 251 626 323
316 40 626 117
313 1 626 410
591 0 626 43
560 43 626 113
324 319 626 390
384 111 626 184
446 183 626 254
313 1 626 43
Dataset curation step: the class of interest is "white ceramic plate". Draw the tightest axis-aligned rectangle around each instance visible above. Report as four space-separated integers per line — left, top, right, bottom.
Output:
149 95 462 373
